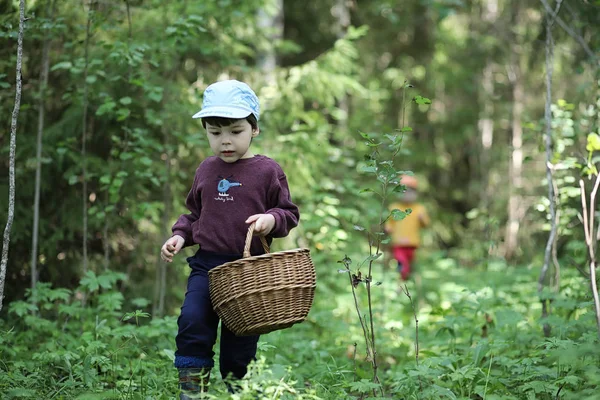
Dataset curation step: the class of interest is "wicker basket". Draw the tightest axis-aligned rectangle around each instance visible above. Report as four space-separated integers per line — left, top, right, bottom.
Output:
208 222 316 336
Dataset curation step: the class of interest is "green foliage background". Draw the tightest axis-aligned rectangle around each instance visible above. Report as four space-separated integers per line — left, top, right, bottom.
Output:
1 0 599 399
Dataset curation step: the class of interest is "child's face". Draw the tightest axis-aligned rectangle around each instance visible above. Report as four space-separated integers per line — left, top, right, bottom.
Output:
205 119 259 163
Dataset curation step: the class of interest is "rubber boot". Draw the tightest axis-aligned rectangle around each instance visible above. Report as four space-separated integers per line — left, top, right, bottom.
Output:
178 368 210 399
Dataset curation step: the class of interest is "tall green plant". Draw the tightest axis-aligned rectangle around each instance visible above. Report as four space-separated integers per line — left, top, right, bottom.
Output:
340 82 431 396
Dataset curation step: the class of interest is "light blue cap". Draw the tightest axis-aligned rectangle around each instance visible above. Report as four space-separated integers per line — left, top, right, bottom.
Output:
192 80 260 121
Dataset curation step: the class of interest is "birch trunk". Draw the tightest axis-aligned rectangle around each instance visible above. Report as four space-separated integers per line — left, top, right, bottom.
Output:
0 0 26 313
257 0 283 85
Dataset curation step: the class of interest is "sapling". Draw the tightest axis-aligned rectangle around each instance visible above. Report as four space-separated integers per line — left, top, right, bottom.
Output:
340 82 431 395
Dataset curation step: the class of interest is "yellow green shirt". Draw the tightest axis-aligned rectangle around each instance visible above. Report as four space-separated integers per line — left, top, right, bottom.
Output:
386 202 429 247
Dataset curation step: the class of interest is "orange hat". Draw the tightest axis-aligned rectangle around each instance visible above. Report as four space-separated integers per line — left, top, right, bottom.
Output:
400 175 418 189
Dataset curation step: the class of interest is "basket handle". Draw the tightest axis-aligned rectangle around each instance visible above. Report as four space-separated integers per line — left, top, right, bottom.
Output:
243 222 270 258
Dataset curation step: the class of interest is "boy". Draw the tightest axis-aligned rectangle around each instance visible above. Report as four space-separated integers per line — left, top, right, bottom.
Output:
160 80 300 399
385 175 429 281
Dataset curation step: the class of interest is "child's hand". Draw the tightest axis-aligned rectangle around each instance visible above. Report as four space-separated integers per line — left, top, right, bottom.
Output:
245 214 275 236
161 235 185 263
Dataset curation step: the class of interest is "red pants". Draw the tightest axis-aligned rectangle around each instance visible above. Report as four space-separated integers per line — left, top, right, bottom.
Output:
392 246 416 280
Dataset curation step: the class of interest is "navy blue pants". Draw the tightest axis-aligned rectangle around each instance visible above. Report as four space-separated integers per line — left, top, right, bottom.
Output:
174 250 260 380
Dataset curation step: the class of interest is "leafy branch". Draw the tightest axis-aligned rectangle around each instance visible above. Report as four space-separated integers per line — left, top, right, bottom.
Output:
341 82 431 396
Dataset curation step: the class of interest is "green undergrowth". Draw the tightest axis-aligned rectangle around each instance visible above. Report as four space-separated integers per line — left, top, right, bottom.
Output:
1 253 599 399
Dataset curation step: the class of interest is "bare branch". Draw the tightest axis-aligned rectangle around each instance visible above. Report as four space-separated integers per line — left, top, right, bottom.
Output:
579 176 600 338
539 0 599 66
402 284 423 392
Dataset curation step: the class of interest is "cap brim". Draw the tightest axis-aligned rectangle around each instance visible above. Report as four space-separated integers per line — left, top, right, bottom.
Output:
192 106 252 119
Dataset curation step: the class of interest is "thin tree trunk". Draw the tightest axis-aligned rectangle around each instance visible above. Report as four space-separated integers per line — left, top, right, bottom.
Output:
81 0 95 278
505 82 524 259
539 0 562 338
479 62 494 199
257 0 283 85
125 0 133 79
478 0 498 260
332 0 350 134
504 1 525 260
31 0 56 295
155 147 171 318
103 208 109 271
580 175 600 338
0 0 26 313
104 1 133 272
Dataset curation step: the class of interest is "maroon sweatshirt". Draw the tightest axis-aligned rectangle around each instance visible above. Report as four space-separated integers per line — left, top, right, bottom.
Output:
171 155 300 255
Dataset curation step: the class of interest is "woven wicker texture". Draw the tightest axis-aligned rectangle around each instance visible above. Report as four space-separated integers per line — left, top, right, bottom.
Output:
208 223 316 336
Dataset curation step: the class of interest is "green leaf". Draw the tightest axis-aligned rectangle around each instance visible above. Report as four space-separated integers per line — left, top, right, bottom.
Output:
348 379 381 393
148 88 163 103
413 95 432 105
587 133 600 152
51 61 73 71
116 108 130 121
360 165 377 174
119 96 132 105
122 309 151 322
391 208 411 220
96 101 116 116
80 271 100 292
8 301 38 317
139 156 153 166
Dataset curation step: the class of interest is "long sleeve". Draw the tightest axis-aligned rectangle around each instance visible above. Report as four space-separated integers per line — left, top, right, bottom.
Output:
265 171 299 238
171 168 202 248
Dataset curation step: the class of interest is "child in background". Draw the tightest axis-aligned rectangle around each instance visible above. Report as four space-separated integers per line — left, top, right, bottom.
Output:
385 175 429 281
160 80 300 399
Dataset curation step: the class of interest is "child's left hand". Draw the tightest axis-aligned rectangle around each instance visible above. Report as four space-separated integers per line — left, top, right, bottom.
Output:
245 214 275 236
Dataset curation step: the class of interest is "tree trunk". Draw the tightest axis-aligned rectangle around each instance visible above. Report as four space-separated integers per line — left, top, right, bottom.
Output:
0 0 26 313
478 0 498 260
504 1 525 260
31 0 55 294
332 0 351 133
257 0 283 85
81 0 95 278
539 1 561 338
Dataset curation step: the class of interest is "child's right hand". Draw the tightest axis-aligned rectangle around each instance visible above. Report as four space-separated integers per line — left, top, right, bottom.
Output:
161 235 185 263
